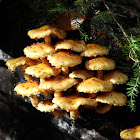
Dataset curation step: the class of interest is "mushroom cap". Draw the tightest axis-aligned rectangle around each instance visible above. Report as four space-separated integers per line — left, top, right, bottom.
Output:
77 77 113 94
69 69 94 80
52 94 98 112
36 100 59 112
95 104 112 114
55 40 86 52
47 51 82 68
96 91 127 106
39 75 78 92
104 70 128 84
6 57 27 71
14 81 40 97
28 25 67 39
120 125 140 140
85 56 115 70
81 43 109 57
25 63 61 78
24 43 55 59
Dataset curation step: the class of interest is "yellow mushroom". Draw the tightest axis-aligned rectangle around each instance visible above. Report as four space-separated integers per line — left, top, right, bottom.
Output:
28 25 67 44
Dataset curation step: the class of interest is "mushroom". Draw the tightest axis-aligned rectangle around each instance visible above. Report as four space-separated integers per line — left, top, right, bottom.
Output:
52 94 98 119
120 125 140 140
39 75 78 92
35 100 59 112
96 91 127 106
6 56 28 71
69 69 94 80
14 81 41 97
95 103 112 114
27 25 67 44
47 51 82 68
81 43 109 57
85 56 115 78
25 63 61 78
23 42 55 59
77 77 113 94
103 70 129 85
55 39 86 52
47 51 82 75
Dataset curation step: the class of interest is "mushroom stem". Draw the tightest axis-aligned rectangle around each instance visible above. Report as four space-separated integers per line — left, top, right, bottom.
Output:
51 110 66 117
61 67 69 76
30 95 39 107
45 35 51 44
97 70 103 78
41 57 51 66
21 64 35 81
70 107 82 120
54 92 63 98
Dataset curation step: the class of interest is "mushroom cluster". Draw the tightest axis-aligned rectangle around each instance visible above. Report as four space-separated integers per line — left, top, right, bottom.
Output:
6 25 128 120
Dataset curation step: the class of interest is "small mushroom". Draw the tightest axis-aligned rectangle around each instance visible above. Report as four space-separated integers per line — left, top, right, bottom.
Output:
55 39 86 52
77 77 113 94
25 63 61 78
36 100 59 112
52 94 98 112
14 81 41 97
69 69 94 80
85 56 115 78
27 25 67 44
23 42 55 59
104 70 128 85
81 43 109 57
95 103 112 114
96 91 127 106
120 125 140 140
6 56 28 71
47 51 82 68
39 75 78 92
47 51 82 75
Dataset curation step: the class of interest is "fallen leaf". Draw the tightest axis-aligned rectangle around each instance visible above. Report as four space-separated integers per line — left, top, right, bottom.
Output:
54 9 86 31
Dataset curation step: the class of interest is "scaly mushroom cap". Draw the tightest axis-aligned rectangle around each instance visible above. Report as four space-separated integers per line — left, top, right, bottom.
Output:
24 42 55 59
69 69 94 80
25 63 61 78
120 125 140 140
28 25 67 39
6 57 27 71
81 43 109 57
77 77 113 94
85 56 115 70
47 51 82 68
104 70 128 84
96 91 127 106
39 75 78 92
55 40 86 52
14 81 40 97
52 94 98 112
